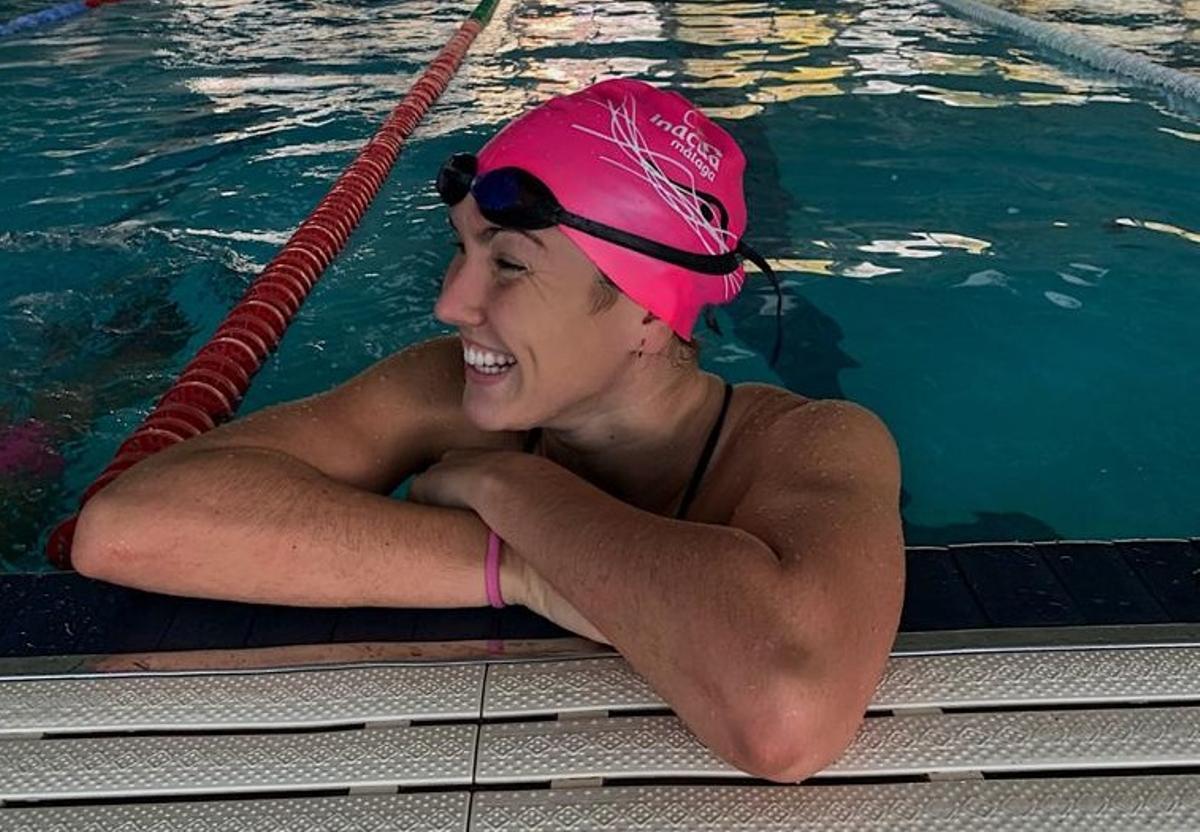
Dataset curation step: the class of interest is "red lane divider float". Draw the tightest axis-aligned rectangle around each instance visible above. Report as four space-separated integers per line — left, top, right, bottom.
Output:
47 0 501 568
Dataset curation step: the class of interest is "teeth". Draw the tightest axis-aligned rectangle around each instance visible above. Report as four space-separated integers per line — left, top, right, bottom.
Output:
464 344 516 369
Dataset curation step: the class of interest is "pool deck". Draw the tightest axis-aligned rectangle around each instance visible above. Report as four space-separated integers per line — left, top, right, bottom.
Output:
2 538 1200 829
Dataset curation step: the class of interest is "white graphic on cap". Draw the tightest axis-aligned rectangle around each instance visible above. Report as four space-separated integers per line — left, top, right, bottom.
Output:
569 93 742 299
647 110 723 179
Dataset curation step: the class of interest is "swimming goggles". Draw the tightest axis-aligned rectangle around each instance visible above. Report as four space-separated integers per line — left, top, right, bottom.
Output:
436 152 783 365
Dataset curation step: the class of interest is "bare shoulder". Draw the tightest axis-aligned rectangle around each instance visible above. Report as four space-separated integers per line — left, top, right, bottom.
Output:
725 383 899 495
345 334 525 454
257 333 468 449
176 334 521 493
364 334 465 422
360 334 463 404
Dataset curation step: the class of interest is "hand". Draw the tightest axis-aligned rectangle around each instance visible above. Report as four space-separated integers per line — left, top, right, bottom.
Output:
408 448 515 512
412 450 609 645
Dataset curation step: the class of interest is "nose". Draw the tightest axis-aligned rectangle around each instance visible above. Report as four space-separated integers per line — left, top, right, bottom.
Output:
433 250 490 329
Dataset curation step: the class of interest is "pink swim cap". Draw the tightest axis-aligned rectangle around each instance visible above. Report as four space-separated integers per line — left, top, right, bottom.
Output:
476 78 750 340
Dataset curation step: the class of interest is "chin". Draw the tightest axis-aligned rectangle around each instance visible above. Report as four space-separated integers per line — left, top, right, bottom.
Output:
461 391 510 434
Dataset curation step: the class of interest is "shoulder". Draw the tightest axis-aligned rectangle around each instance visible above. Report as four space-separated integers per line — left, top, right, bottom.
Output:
358 334 473 415
369 334 524 451
321 334 464 438
370 333 464 391
730 384 899 493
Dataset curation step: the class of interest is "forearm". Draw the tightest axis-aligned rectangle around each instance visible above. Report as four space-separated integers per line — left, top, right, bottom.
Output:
74 445 502 608
483 463 794 726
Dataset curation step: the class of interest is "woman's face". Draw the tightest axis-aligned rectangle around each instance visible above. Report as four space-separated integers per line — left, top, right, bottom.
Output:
434 197 644 432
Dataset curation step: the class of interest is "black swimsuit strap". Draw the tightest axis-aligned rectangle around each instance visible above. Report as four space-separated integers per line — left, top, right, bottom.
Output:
676 380 733 521
520 379 733 522
523 426 542 454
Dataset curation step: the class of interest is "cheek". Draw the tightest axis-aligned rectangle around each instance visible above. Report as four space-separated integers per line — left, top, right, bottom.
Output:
494 280 625 369
558 324 629 380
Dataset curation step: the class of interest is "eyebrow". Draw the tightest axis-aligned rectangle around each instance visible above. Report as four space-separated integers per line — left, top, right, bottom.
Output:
447 215 545 249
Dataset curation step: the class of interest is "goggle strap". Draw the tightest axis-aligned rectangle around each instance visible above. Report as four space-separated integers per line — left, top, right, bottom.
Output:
557 209 741 276
703 306 723 337
737 243 784 369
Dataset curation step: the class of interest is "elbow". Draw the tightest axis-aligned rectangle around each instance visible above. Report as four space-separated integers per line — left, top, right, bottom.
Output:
724 688 865 783
72 490 138 583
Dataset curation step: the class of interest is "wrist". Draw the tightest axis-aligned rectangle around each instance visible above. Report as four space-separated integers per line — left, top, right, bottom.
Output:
498 540 528 608
472 457 505 524
477 450 540 517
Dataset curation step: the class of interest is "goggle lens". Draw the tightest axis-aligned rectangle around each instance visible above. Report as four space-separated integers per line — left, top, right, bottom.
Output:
435 153 476 206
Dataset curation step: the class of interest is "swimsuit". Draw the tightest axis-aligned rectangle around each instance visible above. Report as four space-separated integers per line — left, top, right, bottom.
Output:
523 380 734 521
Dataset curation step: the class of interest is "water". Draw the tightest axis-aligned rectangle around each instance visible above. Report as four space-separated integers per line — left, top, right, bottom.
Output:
991 0 1200 72
1 0 1198 571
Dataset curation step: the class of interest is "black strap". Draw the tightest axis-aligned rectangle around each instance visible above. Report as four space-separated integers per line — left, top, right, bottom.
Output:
523 427 542 454
676 380 733 521
736 242 784 368
520 381 732 522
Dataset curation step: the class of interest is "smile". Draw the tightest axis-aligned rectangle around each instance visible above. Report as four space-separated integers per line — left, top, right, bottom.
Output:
462 340 517 378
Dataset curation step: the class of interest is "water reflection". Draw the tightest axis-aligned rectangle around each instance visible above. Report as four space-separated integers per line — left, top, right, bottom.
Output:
167 0 457 66
459 0 855 119
1159 125 1200 140
673 1 844 49
859 231 992 258
496 1 663 48
998 0 1200 70
448 1 668 131
674 2 850 106
1113 215 1200 244
453 0 1171 138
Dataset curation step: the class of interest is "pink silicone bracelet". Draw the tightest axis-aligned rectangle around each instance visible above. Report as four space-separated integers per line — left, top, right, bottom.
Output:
485 530 506 609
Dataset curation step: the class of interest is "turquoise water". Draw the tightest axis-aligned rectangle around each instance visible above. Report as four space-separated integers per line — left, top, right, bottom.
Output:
1 0 1198 571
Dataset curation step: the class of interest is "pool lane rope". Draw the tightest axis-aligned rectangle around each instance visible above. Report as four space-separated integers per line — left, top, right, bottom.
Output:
47 0 501 568
935 0 1200 104
0 0 122 38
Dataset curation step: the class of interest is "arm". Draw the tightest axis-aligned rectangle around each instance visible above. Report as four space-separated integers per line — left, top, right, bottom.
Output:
73 336 524 606
478 400 904 781
74 445 519 608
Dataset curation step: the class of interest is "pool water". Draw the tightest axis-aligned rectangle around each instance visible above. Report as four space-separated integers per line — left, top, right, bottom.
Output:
1 0 1198 571
992 0 1200 72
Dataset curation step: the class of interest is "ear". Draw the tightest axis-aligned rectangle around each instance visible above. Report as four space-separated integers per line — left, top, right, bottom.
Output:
638 310 675 354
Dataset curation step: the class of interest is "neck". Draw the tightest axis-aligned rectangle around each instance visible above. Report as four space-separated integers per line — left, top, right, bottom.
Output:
537 369 723 514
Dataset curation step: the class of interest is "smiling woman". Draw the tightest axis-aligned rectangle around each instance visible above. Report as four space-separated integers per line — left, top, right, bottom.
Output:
72 78 904 781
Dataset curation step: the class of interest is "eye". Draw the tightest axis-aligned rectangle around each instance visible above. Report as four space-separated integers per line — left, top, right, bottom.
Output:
449 239 465 253
494 257 526 273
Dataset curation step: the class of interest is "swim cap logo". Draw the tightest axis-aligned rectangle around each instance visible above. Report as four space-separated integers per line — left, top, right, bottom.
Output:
648 110 722 182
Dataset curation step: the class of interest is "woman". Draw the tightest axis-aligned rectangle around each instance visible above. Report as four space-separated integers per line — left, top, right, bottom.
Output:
75 79 904 782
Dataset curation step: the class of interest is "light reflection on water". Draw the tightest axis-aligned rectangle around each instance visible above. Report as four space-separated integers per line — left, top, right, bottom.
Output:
0 0 1198 567
998 0 1199 70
